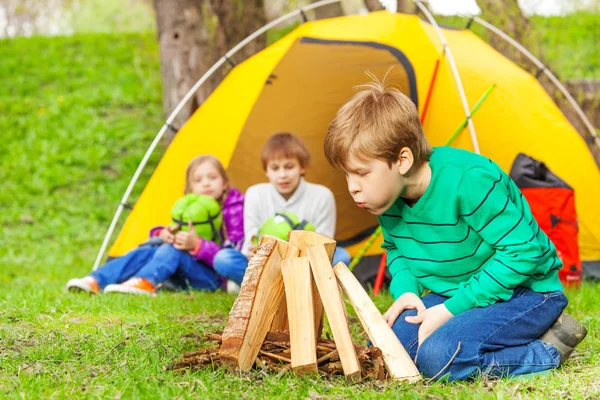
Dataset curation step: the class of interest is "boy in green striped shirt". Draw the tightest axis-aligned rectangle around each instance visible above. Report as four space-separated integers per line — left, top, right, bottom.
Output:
324 78 586 381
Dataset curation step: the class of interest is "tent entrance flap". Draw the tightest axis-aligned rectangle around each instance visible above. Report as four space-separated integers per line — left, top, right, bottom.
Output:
226 37 418 241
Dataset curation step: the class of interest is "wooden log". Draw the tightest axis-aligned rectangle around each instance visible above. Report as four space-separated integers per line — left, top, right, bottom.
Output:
183 347 220 359
259 235 301 332
333 262 421 382
307 245 361 380
288 230 336 337
219 240 294 371
281 257 318 375
259 350 291 363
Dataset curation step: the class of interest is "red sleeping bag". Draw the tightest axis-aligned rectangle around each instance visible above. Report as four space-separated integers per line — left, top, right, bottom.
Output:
509 153 581 287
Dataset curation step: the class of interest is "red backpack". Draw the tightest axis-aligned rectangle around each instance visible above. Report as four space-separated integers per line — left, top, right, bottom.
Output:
510 153 581 287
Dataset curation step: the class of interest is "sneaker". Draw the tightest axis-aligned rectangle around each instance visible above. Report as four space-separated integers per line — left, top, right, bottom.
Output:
226 279 240 294
104 277 157 296
66 276 100 294
540 312 587 365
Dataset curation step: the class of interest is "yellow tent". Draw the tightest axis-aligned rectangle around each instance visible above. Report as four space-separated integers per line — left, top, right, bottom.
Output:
106 11 600 276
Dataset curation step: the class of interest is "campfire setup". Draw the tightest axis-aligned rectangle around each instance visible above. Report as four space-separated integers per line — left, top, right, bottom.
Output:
166 231 421 383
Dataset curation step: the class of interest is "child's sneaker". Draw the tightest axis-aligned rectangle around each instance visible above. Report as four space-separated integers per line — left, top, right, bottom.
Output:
66 276 100 294
104 277 157 296
226 279 240 294
540 312 587 365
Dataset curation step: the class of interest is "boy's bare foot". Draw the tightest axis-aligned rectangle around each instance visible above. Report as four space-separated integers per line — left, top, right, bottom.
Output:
540 312 587 365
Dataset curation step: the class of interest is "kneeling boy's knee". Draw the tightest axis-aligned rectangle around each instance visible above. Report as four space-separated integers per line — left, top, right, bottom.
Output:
415 336 459 379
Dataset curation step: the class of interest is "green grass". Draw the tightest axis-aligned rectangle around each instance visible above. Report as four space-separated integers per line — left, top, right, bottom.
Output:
1 32 599 399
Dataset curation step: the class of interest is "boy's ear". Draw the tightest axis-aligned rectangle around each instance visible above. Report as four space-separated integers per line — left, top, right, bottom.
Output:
397 147 414 176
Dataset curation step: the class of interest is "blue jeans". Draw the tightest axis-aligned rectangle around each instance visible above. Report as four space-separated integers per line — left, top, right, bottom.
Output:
391 287 567 381
213 248 250 285
90 243 221 291
213 246 352 285
332 247 351 266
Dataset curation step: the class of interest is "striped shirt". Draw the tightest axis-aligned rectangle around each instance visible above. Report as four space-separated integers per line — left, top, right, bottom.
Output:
379 147 563 315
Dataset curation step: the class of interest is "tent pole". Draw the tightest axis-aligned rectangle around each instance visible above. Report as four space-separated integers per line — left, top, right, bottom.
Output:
92 0 343 270
414 0 481 155
470 16 600 150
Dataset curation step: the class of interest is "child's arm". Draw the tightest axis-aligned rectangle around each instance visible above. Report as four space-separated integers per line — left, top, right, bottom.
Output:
190 238 220 267
149 226 177 243
241 186 263 256
173 221 220 267
446 166 556 316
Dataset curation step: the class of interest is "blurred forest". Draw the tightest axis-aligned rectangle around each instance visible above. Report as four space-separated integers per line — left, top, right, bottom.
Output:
2 0 598 133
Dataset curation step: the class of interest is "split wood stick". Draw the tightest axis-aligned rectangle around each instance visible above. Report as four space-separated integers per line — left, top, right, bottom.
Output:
333 262 421 382
164 354 216 371
204 333 223 343
259 350 291 363
220 240 295 371
288 230 336 337
183 347 219 359
277 348 340 377
316 345 334 352
281 257 318 374
307 245 361 380
260 235 301 332
316 341 336 350
317 349 339 365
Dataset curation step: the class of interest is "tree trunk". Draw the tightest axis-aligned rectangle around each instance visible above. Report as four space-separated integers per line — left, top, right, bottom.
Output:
364 0 416 13
312 0 344 19
364 0 384 12
396 0 416 14
477 0 531 63
210 0 266 56
154 0 265 141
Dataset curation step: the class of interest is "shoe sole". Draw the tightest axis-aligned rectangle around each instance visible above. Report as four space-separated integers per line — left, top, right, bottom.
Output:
66 281 99 294
67 286 97 294
104 284 156 296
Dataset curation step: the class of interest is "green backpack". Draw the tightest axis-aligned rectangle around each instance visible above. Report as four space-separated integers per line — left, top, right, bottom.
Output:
170 194 222 243
257 211 315 242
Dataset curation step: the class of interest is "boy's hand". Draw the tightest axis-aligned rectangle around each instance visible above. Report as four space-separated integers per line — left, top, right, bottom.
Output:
405 303 454 345
159 226 177 244
246 236 258 260
383 292 426 327
174 221 200 251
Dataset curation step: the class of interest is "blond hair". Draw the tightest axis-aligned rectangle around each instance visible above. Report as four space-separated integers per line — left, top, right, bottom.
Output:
184 155 229 195
324 74 431 170
261 132 311 170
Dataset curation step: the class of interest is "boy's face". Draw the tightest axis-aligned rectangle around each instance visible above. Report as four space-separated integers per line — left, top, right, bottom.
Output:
265 157 305 199
344 154 404 216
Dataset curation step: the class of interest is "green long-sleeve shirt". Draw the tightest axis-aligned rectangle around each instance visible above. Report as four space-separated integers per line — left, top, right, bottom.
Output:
379 147 563 315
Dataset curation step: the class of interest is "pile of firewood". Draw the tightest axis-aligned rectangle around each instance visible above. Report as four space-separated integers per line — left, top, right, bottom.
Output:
164 331 387 381
164 231 421 383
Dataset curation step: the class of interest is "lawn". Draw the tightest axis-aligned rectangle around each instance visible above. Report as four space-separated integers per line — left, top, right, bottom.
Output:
0 32 598 399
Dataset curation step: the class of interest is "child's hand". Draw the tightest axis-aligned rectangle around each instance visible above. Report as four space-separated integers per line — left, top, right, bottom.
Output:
405 303 454 345
159 226 177 244
383 292 426 327
174 221 200 251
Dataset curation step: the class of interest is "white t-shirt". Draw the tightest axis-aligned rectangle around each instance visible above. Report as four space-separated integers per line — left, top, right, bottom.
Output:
242 178 336 255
